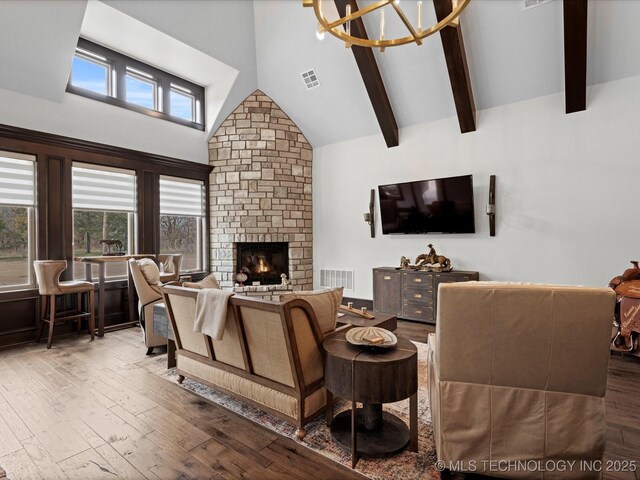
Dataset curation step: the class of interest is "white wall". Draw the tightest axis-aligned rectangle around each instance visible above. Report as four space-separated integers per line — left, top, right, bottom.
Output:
0 87 208 163
313 75 640 299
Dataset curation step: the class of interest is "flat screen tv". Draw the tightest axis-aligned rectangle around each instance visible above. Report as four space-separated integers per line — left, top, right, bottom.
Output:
378 175 475 234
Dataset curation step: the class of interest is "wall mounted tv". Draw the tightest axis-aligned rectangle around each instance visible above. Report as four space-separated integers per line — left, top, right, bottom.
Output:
378 175 475 234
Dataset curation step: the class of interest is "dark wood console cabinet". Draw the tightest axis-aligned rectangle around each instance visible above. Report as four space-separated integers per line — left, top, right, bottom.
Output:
373 267 479 324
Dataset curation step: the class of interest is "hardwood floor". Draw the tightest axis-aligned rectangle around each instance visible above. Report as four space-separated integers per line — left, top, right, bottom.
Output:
0 321 638 480
0 328 366 480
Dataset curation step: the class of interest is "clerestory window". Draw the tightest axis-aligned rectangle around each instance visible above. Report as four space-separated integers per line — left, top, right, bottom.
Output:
67 38 205 130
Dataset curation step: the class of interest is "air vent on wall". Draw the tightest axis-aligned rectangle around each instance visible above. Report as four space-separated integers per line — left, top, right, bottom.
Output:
319 268 354 292
301 69 320 90
523 0 554 10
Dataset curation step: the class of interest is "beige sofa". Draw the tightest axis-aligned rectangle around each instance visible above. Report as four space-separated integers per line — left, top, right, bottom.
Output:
428 282 616 479
161 285 328 439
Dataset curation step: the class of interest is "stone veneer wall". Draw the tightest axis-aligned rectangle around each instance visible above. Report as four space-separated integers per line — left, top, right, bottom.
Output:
208 90 312 291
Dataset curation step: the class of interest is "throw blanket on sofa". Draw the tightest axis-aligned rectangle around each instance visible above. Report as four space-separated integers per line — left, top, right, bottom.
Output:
193 289 234 340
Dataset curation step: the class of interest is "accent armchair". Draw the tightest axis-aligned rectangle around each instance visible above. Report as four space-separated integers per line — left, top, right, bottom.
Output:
129 258 173 353
158 254 182 283
428 282 616 479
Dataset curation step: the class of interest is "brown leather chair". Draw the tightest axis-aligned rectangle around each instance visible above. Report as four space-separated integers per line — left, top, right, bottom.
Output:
33 260 95 349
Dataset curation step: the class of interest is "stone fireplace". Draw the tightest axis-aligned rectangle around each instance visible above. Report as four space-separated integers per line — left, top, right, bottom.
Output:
208 90 312 296
236 242 288 286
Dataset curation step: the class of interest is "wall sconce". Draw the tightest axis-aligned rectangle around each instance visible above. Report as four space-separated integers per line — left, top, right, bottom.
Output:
487 175 496 236
364 189 375 238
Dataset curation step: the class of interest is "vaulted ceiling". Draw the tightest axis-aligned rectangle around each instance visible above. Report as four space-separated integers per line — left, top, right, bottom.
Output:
0 0 639 149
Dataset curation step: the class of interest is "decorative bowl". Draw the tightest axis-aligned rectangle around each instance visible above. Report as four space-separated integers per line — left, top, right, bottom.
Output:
345 327 397 349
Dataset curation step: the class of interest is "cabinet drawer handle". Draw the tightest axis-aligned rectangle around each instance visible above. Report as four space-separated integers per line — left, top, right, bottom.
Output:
383 275 391 280
415 309 422 314
413 278 422 283
413 293 422 299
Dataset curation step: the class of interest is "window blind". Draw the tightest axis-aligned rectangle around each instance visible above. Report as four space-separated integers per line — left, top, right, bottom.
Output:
160 176 204 216
0 152 36 206
72 163 136 212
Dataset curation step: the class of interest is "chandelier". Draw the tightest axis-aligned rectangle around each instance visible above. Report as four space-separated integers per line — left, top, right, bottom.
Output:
303 0 470 51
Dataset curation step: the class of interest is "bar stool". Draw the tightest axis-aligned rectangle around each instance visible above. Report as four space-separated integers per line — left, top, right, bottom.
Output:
33 260 96 349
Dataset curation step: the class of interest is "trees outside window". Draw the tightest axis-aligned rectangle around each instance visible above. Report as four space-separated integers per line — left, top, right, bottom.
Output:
0 207 30 287
159 176 205 272
0 152 35 290
71 163 136 279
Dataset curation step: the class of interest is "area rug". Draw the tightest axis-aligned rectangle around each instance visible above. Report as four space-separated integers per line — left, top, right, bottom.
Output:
139 342 443 480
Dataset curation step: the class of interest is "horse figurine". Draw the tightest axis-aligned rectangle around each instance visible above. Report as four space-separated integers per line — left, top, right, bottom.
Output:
415 244 452 272
399 256 412 269
100 239 123 255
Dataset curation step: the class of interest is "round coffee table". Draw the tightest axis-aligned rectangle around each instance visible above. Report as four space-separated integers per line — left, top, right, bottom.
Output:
323 330 418 468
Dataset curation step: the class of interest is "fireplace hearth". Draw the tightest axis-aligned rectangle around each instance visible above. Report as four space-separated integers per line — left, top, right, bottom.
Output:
236 242 288 286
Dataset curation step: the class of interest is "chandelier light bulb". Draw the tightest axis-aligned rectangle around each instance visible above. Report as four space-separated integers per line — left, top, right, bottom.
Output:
305 0 470 49
316 23 325 40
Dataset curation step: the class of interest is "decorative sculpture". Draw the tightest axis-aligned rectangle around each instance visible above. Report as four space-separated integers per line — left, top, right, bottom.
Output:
281 273 290 286
399 256 411 269
398 244 453 272
99 239 124 256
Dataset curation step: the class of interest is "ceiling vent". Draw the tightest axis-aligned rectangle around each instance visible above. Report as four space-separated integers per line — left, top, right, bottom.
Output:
301 69 320 90
523 0 554 10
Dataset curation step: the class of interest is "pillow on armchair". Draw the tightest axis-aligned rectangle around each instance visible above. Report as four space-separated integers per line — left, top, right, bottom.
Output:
280 287 343 336
137 258 161 288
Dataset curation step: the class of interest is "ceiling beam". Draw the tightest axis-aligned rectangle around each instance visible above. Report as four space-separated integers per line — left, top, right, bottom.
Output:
563 0 588 113
334 0 399 148
433 0 476 133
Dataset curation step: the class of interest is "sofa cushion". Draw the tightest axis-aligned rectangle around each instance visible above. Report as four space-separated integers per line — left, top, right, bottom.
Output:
281 287 343 336
183 274 220 290
137 258 161 286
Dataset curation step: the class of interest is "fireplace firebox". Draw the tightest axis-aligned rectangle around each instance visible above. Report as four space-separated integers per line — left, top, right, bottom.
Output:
236 242 288 285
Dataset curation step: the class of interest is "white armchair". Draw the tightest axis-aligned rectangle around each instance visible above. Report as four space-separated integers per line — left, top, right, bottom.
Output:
428 282 616 479
129 258 172 353
158 254 183 283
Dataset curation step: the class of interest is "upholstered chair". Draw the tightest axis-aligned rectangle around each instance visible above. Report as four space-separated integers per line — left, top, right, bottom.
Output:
428 282 616 479
33 260 95 349
158 254 183 283
128 258 172 354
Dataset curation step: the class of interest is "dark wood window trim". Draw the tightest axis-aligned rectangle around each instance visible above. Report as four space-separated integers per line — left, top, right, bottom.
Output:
67 38 206 131
0 123 213 348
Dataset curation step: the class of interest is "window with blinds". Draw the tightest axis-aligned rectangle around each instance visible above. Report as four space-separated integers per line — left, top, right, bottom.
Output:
159 176 205 272
159 176 205 217
71 163 136 279
0 151 36 290
72 163 136 212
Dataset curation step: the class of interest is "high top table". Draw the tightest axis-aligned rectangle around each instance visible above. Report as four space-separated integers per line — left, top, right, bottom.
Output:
75 254 155 336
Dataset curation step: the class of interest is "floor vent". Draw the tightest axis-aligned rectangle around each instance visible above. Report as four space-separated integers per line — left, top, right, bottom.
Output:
319 268 354 292
523 0 554 10
301 69 320 90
